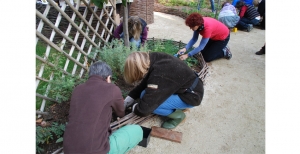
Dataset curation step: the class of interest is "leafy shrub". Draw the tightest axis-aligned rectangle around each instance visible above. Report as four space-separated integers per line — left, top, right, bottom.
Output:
89 39 148 80
145 39 199 67
36 122 66 154
158 0 197 7
43 73 88 103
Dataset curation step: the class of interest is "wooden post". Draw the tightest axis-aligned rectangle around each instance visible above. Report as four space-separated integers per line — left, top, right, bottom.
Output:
112 0 117 28
123 0 129 47
214 0 221 19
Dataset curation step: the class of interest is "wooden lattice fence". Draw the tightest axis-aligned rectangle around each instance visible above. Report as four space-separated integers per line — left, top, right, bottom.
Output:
36 0 118 116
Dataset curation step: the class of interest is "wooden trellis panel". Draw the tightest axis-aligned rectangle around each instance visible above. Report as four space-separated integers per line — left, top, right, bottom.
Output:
36 0 117 116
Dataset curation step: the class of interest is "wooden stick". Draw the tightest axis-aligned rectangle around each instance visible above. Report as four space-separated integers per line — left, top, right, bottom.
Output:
47 0 103 47
66 0 112 38
36 11 93 58
81 0 117 29
36 93 58 103
36 110 49 115
36 31 88 70
36 55 71 76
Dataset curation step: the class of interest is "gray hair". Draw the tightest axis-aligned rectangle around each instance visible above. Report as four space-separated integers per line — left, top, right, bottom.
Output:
88 61 112 79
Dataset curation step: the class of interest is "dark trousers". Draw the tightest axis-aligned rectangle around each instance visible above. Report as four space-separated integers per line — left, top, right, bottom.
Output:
201 33 230 62
237 17 260 29
260 14 265 29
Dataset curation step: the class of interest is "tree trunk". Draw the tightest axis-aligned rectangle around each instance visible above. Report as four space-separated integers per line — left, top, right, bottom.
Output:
123 1 129 47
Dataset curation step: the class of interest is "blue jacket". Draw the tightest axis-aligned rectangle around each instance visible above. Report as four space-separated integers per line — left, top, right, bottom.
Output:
232 0 253 6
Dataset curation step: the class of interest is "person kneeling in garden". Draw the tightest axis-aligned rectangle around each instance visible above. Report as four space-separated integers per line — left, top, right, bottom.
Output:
123 52 204 129
63 61 142 154
177 12 232 62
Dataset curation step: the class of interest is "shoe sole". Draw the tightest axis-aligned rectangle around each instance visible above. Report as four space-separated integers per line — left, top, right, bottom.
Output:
225 47 232 60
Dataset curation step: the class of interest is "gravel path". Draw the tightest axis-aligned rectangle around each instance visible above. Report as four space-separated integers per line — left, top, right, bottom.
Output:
128 12 265 154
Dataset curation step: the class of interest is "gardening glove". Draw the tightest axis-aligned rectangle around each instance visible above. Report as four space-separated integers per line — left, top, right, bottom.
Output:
177 48 186 55
124 96 134 108
132 103 138 112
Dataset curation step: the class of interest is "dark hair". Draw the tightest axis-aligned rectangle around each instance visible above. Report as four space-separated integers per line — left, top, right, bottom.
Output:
236 1 245 9
88 60 112 79
185 13 204 28
221 2 228 8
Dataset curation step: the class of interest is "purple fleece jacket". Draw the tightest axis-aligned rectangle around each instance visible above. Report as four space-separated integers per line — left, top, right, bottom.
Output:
113 22 148 45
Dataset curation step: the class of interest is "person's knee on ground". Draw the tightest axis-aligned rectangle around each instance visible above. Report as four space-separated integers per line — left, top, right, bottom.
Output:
108 124 143 154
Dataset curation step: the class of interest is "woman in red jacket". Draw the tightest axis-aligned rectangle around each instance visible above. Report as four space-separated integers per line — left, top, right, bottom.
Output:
177 13 232 62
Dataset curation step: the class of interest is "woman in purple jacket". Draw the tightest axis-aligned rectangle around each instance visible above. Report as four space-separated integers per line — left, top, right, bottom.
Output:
113 16 148 48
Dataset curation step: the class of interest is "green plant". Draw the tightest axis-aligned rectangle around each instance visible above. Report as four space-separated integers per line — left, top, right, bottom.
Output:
158 0 197 7
43 73 88 103
36 41 87 108
145 39 200 68
38 49 88 104
36 122 66 154
145 39 178 55
89 39 148 79
91 0 127 8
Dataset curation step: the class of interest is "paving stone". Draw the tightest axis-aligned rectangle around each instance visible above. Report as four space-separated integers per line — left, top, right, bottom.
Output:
150 126 182 143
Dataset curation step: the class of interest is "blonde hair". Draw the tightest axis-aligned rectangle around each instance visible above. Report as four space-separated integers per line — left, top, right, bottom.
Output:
128 16 142 41
124 52 150 85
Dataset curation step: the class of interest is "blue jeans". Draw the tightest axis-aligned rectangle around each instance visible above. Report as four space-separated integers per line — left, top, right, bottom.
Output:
140 90 194 116
120 33 141 48
237 17 260 29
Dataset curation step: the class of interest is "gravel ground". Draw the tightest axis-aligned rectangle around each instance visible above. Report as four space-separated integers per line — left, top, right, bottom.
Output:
128 12 265 154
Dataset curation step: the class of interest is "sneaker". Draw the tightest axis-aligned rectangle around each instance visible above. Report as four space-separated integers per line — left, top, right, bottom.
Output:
255 49 265 55
224 46 232 60
247 24 253 32
255 50 265 55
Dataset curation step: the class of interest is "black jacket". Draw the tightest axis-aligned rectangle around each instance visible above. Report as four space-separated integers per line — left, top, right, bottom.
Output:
129 52 204 117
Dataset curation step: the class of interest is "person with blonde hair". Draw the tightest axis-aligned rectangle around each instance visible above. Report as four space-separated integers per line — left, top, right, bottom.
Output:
113 16 148 48
123 51 204 129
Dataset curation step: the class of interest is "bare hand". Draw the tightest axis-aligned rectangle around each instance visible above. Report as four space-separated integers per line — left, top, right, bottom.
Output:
179 54 188 60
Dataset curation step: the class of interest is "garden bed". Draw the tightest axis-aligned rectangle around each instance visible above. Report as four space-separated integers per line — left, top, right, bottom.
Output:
36 39 208 154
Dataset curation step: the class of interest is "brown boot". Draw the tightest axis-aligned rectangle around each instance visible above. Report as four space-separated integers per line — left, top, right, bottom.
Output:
256 45 265 55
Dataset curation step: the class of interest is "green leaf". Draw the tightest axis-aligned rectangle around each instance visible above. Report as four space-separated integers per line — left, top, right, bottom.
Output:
56 137 63 143
91 0 103 8
122 0 127 6
91 0 109 8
